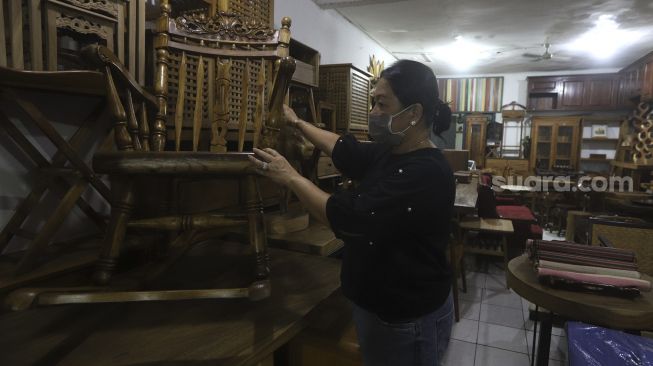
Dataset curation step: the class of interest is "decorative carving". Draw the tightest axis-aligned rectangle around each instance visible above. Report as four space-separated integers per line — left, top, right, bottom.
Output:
174 11 275 41
60 0 119 18
631 103 653 164
56 14 111 40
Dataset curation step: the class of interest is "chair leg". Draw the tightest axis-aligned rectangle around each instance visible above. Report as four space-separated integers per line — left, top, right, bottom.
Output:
242 176 270 299
94 178 134 285
460 256 467 293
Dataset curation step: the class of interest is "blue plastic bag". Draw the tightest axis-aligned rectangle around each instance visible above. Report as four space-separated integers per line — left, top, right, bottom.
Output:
567 321 653 365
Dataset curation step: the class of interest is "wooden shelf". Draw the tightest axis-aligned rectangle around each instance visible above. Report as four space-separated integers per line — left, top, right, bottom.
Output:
581 157 611 162
611 161 653 169
583 138 619 142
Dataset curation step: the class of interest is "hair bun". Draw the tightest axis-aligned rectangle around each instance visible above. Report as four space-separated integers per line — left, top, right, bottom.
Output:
433 100 452 135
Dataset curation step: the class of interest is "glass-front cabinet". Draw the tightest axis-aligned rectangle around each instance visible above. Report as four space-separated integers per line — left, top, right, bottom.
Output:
530 116 581 172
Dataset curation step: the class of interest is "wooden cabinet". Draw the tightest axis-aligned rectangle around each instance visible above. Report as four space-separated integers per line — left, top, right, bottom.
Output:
530 116 581 171
464 114 489 167
527 74 619 111
318 64 371 136
618 51 653 105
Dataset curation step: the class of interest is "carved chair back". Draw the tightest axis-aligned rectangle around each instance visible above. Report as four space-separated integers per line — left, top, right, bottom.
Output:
153 0 292 153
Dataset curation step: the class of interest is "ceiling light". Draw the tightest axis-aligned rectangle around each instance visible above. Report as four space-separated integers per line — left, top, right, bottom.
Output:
566 15 643 59
431 36 491 71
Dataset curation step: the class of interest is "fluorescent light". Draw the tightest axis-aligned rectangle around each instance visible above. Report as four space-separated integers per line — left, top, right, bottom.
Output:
566 15 643 59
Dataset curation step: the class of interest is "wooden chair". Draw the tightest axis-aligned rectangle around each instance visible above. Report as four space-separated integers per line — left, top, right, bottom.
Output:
589 216 653 276
6 2 300 309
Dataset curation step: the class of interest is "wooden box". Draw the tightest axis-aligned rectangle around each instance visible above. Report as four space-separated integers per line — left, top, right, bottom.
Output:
290 39 320 87
318 64 372 133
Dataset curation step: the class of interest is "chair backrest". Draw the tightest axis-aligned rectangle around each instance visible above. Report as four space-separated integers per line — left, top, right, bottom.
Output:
153 0 294 153
589 217 653 276
81 44 159 152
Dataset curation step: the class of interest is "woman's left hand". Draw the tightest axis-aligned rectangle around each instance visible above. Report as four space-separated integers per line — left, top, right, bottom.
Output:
248 147 300 187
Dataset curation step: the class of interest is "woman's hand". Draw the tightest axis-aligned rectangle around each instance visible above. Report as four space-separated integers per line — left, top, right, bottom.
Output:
283 104 303 128
248 147 301 187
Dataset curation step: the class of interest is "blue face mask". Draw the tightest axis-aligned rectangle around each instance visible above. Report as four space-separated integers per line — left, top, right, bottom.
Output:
368 104 417 145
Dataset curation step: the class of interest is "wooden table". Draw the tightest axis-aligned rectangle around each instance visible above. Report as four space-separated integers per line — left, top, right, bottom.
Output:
0 241 342 366
507 255 653 366
459 218 514 270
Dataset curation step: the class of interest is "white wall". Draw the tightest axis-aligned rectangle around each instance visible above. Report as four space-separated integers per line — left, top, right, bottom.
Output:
274 0 396 70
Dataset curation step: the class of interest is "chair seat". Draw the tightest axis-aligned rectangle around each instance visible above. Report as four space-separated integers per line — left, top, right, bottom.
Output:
497 205 536 221
93 151 257 176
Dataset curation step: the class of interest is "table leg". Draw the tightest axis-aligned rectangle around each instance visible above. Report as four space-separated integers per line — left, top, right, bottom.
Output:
536 310 552 366
530 305 538 366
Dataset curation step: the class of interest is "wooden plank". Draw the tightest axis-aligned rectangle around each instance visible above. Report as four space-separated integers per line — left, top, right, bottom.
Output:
0 0 6 66
137 0 145 84
8 0 23 69
116 3 124 63
174 51 187 151
46 5 58 70
192 55 204 151
238 59 250 152
128 0 136 74
27 0 43 70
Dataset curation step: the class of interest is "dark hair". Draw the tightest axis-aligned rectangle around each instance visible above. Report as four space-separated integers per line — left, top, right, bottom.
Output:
380 60 452 135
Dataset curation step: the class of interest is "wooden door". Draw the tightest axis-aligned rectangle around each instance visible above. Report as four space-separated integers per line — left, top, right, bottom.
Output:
531 117 580 171
531 119 555 170
559 78 585 110
584 76 617 109
465 115 487 168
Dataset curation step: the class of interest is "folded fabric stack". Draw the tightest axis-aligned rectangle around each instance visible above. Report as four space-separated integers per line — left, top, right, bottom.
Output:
525 239 651 297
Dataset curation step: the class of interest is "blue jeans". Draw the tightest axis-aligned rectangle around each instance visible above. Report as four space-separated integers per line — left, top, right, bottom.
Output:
352 292 454 366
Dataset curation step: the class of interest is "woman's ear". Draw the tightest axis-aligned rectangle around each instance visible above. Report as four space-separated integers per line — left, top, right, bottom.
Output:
410 104 424 123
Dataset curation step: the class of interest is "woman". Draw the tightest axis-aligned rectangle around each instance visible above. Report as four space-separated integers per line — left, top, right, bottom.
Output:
249 60 455 365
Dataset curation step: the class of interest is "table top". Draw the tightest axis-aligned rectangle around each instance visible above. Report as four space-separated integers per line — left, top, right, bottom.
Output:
507 255 653 331
499 184 534 192
459 218 514 234
0 241 342 366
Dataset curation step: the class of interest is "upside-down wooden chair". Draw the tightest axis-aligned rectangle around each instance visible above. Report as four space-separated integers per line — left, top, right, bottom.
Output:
7 2 299 309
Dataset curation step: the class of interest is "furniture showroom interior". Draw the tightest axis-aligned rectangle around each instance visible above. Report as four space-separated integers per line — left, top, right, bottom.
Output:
2 0 653 365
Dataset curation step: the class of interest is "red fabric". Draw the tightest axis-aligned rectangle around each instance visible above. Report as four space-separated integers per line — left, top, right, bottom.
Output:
529 224 543 238
496 205 536 221
480 173 492 186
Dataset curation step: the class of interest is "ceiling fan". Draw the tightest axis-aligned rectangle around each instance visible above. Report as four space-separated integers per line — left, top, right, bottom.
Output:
522 42 555 62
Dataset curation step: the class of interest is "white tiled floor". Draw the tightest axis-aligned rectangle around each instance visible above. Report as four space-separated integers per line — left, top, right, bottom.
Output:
443 260 568 366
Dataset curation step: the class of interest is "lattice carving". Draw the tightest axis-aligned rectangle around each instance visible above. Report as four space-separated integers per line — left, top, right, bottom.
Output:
174 11 274 41
631 102 653 164
60 0 119 18
56 14 111 40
